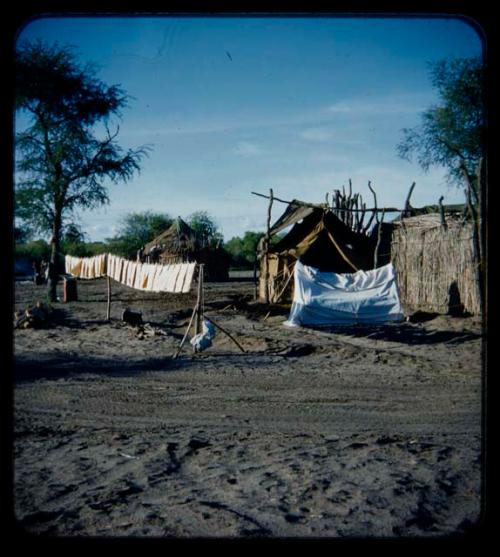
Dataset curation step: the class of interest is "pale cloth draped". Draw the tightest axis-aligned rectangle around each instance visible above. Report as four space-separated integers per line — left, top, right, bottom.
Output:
65 254 196 293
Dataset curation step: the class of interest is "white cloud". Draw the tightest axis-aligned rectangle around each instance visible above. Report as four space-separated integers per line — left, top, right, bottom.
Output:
326 93 430 116
232 140 262 157
217 214 266 239
299 127 334 142
299 126 367 147
326 101 354 114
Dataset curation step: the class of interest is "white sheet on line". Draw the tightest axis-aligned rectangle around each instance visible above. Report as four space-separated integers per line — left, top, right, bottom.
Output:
284 260 405 327
64 254 197 293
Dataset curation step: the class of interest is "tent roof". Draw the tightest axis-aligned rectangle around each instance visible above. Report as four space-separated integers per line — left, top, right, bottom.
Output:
264 203 376 272
268 199 319 236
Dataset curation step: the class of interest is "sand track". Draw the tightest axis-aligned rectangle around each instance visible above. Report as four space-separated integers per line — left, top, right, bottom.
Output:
13 277 484 538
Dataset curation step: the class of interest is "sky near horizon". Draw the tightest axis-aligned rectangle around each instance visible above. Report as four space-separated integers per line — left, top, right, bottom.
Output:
16 15 483 242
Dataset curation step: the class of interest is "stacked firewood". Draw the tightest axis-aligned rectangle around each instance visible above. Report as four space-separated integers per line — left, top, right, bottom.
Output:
14 302 52 329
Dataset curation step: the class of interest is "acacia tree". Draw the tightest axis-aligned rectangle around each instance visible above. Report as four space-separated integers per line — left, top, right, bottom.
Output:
397 56 485 207
107 211 173 259
187 211 224 248
397 56 486 314
15 39 150 280
225 231 265 268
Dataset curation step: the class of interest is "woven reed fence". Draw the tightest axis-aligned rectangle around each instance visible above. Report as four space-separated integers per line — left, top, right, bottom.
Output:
390 214 481 315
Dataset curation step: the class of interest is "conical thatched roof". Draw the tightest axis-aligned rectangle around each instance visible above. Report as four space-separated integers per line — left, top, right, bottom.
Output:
144 217 198 255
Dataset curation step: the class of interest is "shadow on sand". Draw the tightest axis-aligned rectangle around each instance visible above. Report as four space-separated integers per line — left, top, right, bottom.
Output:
311 322 482 346
13 353 191 382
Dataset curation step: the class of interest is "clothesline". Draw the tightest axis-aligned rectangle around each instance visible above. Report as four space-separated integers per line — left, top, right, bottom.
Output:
64 253 197 294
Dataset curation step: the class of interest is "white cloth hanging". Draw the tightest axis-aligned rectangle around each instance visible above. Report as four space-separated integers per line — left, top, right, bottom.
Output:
284 261 405 327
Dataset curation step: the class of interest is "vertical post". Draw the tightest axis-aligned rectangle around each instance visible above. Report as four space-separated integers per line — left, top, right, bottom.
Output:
264 188 274 304
253 252 258 301
194 264 203 336
404 182 416 218
478 156 486 320
106 275 112 321
368 181 379 225
374 209 386 269
438 196 448 230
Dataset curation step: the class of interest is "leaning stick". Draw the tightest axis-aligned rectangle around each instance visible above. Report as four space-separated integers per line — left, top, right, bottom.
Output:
326 230 359 272
204 316 246 353
403 182 416 217
272 262 296 304
173 303 199 359
251 191 399 212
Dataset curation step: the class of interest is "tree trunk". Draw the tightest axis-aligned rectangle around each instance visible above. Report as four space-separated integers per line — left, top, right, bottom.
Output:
462 162 484 319
51 208 63 268
476 156 486 320
48 207 63 302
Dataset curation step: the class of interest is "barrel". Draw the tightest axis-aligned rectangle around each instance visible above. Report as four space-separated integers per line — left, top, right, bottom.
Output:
63 276 78 302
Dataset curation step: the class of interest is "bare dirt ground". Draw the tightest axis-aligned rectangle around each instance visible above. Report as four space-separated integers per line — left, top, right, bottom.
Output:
12 276 485 539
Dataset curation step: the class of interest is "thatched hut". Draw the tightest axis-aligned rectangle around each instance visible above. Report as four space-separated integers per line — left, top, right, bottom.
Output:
144 217 229 281
257 201 376 303
256 183 481 317
385 211 481 315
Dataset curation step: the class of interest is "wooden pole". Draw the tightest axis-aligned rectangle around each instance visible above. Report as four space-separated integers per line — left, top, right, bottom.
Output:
194 264 203 336
403 182 416 217
438 196 448 230
253 253 258 300
264 188 274 304
272 262 296 304
172 305 198 359
368 181 379 224
106 275 111 321
173 263 203 359
251 191 401 213
374 209 386 269
325 229 358 272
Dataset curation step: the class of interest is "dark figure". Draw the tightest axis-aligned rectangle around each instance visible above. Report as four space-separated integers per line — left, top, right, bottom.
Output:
32 260 43 284
137 246 145 263
150 245 160 263
448 281 464 317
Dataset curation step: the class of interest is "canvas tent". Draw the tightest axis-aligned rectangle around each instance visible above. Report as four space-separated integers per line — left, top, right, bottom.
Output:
144 217 229 281
258 201 377 303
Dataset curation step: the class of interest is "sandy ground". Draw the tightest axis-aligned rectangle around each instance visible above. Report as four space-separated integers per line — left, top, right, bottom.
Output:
12 276 485 539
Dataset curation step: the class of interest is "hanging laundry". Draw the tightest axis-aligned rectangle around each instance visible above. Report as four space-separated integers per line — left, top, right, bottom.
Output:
173 263 188 293
181 263 196 293
64 253 197 293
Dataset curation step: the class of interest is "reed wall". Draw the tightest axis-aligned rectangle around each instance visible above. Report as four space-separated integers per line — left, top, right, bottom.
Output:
390 215 480 315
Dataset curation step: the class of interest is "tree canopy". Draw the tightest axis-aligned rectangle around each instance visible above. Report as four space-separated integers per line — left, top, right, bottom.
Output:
397 56 485 203
225 231 265 268
15 39 150 278
397 55 486 315
187 211 224 248
107 211 174 259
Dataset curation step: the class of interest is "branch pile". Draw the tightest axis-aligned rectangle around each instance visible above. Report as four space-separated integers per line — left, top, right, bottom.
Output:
14 302 52 329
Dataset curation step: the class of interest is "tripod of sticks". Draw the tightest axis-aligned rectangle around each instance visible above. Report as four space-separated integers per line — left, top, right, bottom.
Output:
173 264 246 358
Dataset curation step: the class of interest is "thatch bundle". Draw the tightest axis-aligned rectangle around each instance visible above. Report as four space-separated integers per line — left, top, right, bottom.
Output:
144 218 229 281
390 214 480 315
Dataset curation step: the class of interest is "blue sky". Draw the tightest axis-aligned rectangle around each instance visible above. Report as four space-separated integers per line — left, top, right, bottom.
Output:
16 15 483 241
